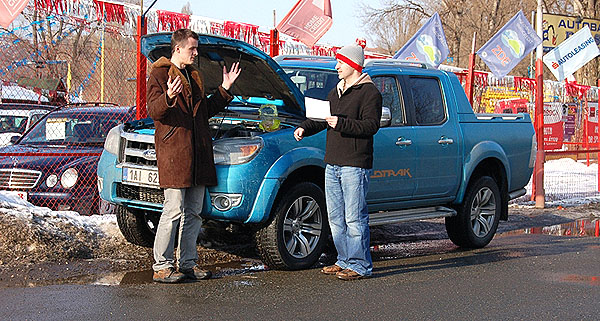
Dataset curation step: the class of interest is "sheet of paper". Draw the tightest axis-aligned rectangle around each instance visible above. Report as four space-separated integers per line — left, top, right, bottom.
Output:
305 97 331 120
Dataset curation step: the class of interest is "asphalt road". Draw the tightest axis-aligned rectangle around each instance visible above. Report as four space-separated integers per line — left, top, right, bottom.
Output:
1 231 599 320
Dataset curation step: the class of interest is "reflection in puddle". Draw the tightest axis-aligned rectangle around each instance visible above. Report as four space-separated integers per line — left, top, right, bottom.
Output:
98 259 267 286
501 218 600 238
561 274 600 286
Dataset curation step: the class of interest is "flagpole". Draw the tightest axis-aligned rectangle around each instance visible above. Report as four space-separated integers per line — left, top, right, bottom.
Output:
533 0 545 208
465 32 476 107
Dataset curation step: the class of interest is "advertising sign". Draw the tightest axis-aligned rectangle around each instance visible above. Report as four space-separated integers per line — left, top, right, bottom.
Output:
586 102 598 145
543 102 564 150
543 26 600 81
541 13 600 51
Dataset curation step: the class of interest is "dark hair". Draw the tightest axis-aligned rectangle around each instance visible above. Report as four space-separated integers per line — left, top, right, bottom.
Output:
171 29 199 53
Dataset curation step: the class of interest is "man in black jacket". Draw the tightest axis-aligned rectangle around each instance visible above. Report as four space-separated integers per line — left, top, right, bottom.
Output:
294 44 382 280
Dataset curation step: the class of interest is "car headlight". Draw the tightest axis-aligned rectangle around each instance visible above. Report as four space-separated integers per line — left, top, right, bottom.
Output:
213 137 263 165
104 125 122 156
60 168 78 189
46 174 58 188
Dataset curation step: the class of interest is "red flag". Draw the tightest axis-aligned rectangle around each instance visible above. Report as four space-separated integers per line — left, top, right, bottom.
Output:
276 0 332 48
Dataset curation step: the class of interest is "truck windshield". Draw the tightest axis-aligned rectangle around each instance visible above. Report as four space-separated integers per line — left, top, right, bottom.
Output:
283 68 338 101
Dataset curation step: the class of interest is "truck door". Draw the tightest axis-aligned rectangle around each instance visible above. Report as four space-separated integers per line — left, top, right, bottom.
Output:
368 75 417 204
404 75 460 201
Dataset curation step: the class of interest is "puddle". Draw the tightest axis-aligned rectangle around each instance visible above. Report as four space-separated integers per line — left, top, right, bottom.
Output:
500 218 600 238
92 259 267 286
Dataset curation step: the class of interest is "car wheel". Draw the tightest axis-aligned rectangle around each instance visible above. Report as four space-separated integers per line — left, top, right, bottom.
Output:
255 182 329 270
445 176 501 248
116 205 158 247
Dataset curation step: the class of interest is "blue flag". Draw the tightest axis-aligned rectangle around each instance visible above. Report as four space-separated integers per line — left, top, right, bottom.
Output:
393 12 449 68
476 11 542 79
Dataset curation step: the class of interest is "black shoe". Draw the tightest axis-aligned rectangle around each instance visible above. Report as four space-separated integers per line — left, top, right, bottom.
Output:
180 266 212 280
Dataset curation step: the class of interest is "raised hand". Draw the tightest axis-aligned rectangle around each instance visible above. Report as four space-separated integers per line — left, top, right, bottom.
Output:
167 75 182 99
222 62 242 91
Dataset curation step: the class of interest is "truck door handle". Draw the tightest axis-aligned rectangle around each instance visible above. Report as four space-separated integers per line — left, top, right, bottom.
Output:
396 138 412 146
438 137 454 145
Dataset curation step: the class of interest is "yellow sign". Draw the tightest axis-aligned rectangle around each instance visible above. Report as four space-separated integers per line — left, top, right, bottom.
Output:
542 13 600 50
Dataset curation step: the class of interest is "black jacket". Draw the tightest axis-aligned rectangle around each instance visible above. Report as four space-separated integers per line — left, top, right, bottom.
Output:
300 74 382 169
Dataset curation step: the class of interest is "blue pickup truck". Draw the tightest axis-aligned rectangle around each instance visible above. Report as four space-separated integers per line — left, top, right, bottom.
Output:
97 33 536 270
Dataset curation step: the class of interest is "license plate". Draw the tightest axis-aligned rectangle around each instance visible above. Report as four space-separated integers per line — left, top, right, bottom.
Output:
122 167 160 187
3 190 27 201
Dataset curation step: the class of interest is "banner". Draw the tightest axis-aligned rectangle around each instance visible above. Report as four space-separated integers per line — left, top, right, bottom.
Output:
276 0 332 48
541 13 600 51
543 102 564 150
586 102 598 145
392 12 449 68
543 26 600 81
477 11 542 79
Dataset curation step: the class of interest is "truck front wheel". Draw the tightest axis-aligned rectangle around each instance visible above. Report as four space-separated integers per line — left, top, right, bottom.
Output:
116 205 158 248
445 176 501 248
255 182 329 270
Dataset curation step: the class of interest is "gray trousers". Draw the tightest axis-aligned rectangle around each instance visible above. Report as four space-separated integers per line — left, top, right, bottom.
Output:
153 186 205 271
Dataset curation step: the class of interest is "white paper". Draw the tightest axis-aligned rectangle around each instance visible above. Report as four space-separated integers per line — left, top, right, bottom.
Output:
305 97 331 120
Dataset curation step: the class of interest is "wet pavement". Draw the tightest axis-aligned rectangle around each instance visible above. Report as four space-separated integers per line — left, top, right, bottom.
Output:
1 222 598 320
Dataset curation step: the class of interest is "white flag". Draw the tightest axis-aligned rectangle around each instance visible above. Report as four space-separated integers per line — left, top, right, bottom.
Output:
543 26 600 81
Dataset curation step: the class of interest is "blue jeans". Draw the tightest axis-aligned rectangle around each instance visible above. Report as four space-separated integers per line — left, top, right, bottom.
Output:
325 164 372 276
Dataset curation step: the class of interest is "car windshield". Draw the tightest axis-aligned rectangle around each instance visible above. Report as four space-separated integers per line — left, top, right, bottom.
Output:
20 110 130 145
0 115 28 134
283 67 339 101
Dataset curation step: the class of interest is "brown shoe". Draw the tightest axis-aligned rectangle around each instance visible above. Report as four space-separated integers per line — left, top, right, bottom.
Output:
321 264 343 275
153 267 185 283
337 269 369 281
180 266 212 280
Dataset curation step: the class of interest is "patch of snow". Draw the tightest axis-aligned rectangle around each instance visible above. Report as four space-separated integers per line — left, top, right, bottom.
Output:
0 191 118 236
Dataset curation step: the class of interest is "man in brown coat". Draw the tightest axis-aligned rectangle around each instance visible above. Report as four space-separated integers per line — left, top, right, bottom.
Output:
147 29 241 283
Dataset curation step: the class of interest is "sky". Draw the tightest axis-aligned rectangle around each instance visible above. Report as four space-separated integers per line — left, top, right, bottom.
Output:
159 0 369 47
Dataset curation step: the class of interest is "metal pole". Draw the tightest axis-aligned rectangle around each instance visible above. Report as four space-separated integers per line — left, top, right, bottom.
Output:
533 0 545 208
465 32 477 107
136 15 148 119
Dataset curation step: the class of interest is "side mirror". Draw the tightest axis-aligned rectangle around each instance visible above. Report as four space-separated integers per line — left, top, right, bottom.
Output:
9 135 21 144
380 107 391 127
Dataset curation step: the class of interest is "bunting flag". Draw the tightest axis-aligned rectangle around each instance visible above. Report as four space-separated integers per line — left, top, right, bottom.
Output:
392 12 449 68
276 0 332 48
476 11 541 79
157 10 190 31
543 26 600 81
93 0 126 24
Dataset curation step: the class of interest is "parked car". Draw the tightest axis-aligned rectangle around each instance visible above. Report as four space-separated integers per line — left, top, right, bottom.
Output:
0 103 54 146
98 32 536 270
0 103 135 215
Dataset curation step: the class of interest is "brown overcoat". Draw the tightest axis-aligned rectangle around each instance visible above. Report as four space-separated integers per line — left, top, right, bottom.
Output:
147 57 233 188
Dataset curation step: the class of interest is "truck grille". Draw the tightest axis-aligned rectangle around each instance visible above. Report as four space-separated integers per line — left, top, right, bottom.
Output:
121 133 157 167
0 169 42 189
117 183 164 204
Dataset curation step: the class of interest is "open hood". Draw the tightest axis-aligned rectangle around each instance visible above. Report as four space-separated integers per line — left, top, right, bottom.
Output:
141 33 305 119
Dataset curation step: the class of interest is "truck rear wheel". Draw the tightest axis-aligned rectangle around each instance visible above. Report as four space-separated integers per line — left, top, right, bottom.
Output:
116 205 158 247
445 176 501 248
255 182 329 270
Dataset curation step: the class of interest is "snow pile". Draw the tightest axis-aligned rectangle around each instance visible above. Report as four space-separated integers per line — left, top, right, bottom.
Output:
518 158 600 207
0 192 124 266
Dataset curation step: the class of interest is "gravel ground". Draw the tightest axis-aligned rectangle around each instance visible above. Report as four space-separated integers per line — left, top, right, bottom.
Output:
0 203 598 288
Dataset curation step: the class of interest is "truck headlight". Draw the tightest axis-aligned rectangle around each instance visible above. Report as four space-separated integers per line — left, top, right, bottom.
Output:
104 125 122 156
213 137 263 165
61 168 78 189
